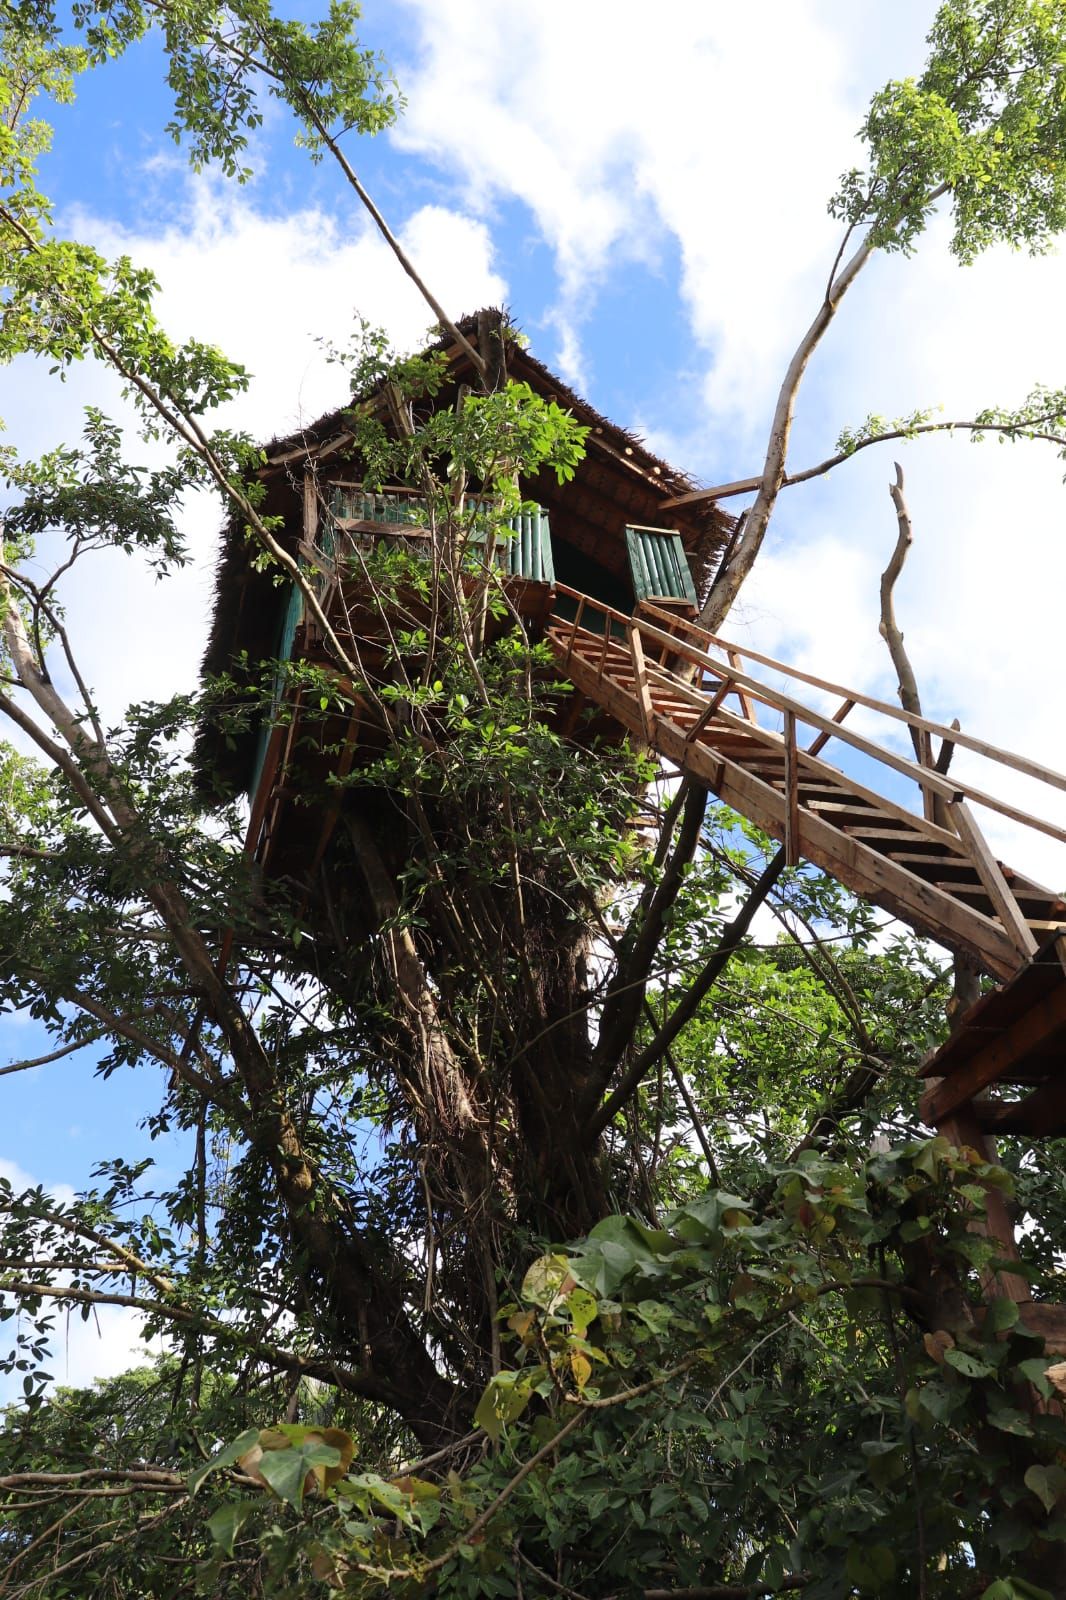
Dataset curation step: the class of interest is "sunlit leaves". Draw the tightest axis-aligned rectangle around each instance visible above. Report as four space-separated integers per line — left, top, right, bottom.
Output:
832 0 1066 259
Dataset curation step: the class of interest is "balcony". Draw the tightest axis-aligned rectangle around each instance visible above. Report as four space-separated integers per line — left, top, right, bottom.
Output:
318 483 554 585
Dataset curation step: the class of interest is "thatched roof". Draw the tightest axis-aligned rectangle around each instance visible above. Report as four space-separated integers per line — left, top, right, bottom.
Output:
194 310 732 798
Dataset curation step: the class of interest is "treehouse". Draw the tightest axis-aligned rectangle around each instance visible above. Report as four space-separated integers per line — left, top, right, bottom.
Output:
194 309 729 880
196 308 1066 1326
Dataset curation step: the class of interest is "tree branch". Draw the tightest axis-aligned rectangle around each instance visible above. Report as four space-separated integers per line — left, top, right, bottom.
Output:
591 782 708 1089
584 849 787 1143
665 411 1066 508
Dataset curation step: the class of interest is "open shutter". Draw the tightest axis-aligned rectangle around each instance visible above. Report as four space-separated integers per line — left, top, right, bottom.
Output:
470 506 555 581
625 525 698 606
248 580 304 799
502 507 554 583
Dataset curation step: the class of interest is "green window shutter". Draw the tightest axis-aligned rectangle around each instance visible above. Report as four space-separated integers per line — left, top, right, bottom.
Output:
248 581 304 800
503 507 554 582
625 525 697 605
277 580 303 663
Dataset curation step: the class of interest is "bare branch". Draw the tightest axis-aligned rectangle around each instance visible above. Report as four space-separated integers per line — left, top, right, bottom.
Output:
663 411 1066 508
0 1034 103 1077
881 462 928 763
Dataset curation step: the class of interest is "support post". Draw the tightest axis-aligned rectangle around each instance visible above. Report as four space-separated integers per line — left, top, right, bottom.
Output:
948 797 1039 962
807 697 854 758
728 648 758 723
784 710 800 866
629 625 654 743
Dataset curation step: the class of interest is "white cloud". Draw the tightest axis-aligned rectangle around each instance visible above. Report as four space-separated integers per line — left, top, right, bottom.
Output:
0 174 506 723
390 2 922 424
0 1156 75 1208
386 3 1065 897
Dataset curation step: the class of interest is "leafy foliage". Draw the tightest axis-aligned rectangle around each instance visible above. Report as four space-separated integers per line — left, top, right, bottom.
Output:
1 4 1066 1599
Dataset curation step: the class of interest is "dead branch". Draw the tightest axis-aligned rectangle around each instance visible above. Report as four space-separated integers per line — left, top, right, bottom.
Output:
881 463 928 764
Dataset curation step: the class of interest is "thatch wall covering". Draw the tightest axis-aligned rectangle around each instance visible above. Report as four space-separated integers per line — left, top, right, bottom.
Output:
194 310 732 800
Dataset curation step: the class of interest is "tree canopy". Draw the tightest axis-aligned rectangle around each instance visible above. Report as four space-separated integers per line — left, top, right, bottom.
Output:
1 4 1066 1598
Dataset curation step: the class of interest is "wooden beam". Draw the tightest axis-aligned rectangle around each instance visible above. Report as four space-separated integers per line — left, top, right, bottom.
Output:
947 798 1040 961
659 475 762 508
920 980 1066 1125
635 599 1066 799
784 710 800 867
628 626 654 742
807 698 855 758
977 1076 1066 1136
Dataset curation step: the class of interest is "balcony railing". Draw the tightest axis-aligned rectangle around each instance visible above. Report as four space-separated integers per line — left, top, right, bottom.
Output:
320 484 554 585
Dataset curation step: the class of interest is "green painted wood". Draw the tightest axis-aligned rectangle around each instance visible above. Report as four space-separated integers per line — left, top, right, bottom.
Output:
501 507 554 582
248 579 304 800
625 525 697 605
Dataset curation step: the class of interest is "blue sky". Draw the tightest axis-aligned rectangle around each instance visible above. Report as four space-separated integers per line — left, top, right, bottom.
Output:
2 0 1065 1390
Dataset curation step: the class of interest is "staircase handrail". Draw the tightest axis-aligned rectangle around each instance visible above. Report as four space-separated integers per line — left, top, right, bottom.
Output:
636 600 1066 798
548 585 1066 850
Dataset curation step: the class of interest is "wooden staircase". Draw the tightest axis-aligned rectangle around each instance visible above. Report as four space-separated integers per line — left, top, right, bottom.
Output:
546 587 1066 1144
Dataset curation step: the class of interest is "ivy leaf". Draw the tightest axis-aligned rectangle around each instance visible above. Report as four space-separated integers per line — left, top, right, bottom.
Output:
845 1542 895 1591
256 1440 341 1511
521 1253 572 1310
473 1371 534 1444
943 1348 994 1379
1024 1464 1066 1514
188 1427 260 1497
983 1297 1020 1334
206 1498 258 1557
986 1405 1034 1438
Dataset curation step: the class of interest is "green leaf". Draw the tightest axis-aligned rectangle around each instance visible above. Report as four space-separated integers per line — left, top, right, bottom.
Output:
943 1347 995 1379
566 1287 598 1336
1016 1357 1052 1394
987 1405 1034 1438
984 1297 1020 1334
206 1499 257 1557
473 1371 534 1444
1025 1464 1066 1514
845 1542 896 1591
256 1440 340 1511
188 1427 260 1497
981 1582 1055 1600
521 1252 571 1310
343 1472 421 1528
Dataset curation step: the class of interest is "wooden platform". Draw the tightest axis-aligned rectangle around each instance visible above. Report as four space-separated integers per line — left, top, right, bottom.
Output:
919 934 1066 1137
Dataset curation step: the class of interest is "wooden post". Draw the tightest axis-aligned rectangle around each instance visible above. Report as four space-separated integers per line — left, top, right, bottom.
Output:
684 673 735 748
565 594 586 667
629 625 654 743
784 710 800 866
303 467 319 548
728 648 758 723
807 697 854 758
948 797 1039 962
596 617 611 685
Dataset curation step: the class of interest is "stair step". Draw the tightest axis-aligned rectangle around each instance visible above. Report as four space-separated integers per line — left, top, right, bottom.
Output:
935 881 1060 909
810 803 912 831
888 853 983 880
865 835 970 857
